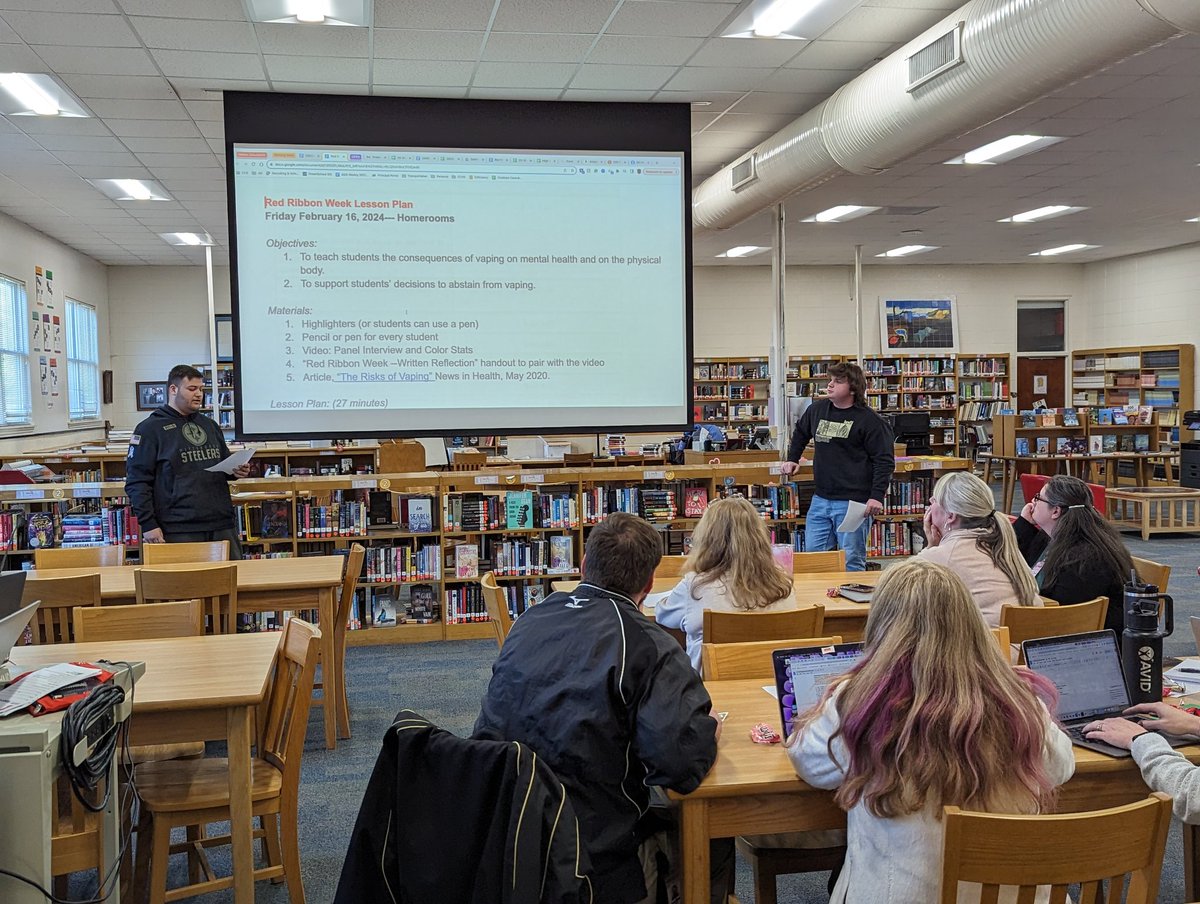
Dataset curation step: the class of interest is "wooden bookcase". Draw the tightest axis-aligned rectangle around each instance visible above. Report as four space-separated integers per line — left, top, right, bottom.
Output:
1070 344 1194 449
196 362 235 433
957 353 1011 460
692 357 770 440
853 354 959 454
786 355 843 399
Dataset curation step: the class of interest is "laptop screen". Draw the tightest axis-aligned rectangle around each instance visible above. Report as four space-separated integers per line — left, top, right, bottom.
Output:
1023 630 1129 722
772 643 864 738
0 571 28 620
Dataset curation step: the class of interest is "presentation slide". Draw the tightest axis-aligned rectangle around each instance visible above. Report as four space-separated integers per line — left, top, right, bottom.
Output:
230 144 688 438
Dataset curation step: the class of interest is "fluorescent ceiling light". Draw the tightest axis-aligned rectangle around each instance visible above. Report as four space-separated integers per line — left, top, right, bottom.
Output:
802 205 881 223
717 245 770 258
943 134 1065 165
876 245 938 258
0 72 91 118
753 0 822 37
1186 217 1200 223
1030 243 1096 257
89 178 172 202
293 0 326 22
999 205 1086 223
159 232 215 247
247 0 368 26
721 0 857 40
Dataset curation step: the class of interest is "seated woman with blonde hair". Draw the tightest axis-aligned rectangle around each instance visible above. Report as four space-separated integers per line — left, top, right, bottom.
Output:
919 470 1041 626
789 558 1074 903
656 495 793 672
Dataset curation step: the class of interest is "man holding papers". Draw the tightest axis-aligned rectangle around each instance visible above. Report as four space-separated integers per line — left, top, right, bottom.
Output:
126 364 251 558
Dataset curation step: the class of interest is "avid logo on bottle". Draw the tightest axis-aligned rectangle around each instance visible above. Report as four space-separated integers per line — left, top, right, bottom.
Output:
1138 645 1155 693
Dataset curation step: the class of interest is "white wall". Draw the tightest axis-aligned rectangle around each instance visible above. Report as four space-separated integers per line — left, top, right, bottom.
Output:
0 210 109 457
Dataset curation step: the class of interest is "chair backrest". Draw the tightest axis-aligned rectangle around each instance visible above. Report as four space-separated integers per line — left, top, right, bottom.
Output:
479 572 513 650
654 555 688 579
991 625 1012 662
260 618 322 785
793 549 846 573
140 540 229 564
550 579 579 594
562 452 594 466
939 792 1172 904
701 635 843 680
73 599 203 642
1018 473 1050 508
34 545 124 569
135 564 238 635
1000 596 1108 663
22 573 101 644
703 605 825 644
450 449 487 471
1131 555 1171 593
335 544 367 649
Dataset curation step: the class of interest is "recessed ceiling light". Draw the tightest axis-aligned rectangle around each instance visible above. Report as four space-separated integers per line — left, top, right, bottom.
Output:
999 205 1087 224
89 178 172 202
801 205 881 223
876 245 938 258
753 0 823 37
717 245 770 258
246 0 368 26
943 134 1066 165
160 232 215 247
0 72 91 117
1186 217 1200 223
1030 243 1097 257
721 0 859 40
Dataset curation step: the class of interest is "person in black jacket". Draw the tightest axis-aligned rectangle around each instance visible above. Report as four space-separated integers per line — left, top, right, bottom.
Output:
1013 474 1134 635
126 364 250 557
474 512 728 904
780 361 894 571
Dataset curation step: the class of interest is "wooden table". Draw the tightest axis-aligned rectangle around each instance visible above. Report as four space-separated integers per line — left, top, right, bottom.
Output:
11 634 280 904
670 679 1200 904
26 555 346 749
1108 486 1200 540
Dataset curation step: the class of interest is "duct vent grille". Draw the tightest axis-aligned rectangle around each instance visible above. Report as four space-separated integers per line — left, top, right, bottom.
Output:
730 154 757 191
907 23 964 91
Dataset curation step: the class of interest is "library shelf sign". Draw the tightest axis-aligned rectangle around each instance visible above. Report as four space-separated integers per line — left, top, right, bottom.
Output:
880 297 958 353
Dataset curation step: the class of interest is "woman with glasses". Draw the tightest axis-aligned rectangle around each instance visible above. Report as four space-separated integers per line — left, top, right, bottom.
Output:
919 471 1041 626
1014 474 1134 634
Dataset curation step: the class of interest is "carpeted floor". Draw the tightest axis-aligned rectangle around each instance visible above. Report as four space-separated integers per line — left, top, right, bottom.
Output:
107 491 1199 904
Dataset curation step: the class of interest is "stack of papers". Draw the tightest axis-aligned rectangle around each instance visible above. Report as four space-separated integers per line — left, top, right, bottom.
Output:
0 663 101 717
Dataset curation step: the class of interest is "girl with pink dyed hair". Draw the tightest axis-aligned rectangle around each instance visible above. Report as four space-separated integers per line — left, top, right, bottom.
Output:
787 558 1075 903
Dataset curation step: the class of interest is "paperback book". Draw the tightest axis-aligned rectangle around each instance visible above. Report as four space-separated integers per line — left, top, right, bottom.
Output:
1061 408 1079 427
1036 437 1050 455
454 544 479 579
549 535 574 573
1015 438 1031 457
505 490 534 530
683 486 709 518
1089 435 1104 455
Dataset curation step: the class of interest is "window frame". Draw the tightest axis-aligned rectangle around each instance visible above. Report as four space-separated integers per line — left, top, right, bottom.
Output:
65 297 102 424
0 272 33 431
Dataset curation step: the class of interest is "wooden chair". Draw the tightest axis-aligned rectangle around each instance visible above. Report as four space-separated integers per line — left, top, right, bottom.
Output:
792 549 846 572
480 572 513 650
134 619 322 904
34 544 124 569
73 599 203 643
23 573 101 644
655 555 688 579
141 540 229 564
1000 596 1107 664
939 792 1172 904
1132 555 1171 592
704 605 825 645
135 564 238 635
312 544 365 740
701 636 843 680
450 449 487 471
991 626 1014 663
550 579 579 594
562 452 595 466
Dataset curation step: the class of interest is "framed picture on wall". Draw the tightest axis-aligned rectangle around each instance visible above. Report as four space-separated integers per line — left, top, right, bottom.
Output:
135 381 167 410
215 314 233 362
879 297 959 352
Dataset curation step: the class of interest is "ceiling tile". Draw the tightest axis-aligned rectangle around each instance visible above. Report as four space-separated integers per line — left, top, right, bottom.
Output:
121 136 213 154
1 10 140 47
373 85 468 98
473 61 576 89
85 98 189 120
60 74 177 100
491 0 617 35
561 88 658 101
701 111 799 133
588 34 703 66
654 89 745 109
467 86 562 100
68 164 154 179
607 2 734 38
195 120 223 139
149 49 266 80
182 99 223 120
53 150 141 166
0 42 45 69
114 0 247 17
254 22 370 57
0 17 16 42
264 54 368 83
482 32 595 64
725 91 822 114
105 118 204 138
757 67 859 94
373 0 496 31
129 16 258 52
687 37 808 69
30 44 158 75
372 59 475 87
270 81 369 95
819 6 950 43
570 64 676 91
34 134 126 152
373 28 483 61
168 77 270 92
784 39 893 70
135 153 220 168
14 116 115 135
662 66 771 92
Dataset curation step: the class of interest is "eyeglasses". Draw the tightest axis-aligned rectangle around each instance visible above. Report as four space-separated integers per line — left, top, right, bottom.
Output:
1030 493 1043 504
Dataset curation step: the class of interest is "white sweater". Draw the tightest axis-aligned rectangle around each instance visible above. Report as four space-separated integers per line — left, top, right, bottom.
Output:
918 528 1040 627
790 688 1076 903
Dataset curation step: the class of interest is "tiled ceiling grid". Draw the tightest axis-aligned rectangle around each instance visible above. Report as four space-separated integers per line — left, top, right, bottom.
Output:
0 0 1197 267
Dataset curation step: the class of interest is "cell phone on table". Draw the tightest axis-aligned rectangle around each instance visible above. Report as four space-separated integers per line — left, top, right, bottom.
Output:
841 583 874 593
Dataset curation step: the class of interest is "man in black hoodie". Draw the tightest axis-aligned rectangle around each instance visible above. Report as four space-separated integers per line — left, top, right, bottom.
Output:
126 364 250 557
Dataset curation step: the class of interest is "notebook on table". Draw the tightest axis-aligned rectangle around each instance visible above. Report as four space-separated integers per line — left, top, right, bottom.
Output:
1023 630 1192 758
772 642 864 739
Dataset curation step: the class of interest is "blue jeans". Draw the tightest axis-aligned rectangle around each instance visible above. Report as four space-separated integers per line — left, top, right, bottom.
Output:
804 495 870 572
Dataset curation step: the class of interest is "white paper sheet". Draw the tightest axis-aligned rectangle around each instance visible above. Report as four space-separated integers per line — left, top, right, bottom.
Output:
0 662 101 716
836 500 868 533
205 447 255 474
642 591 671 612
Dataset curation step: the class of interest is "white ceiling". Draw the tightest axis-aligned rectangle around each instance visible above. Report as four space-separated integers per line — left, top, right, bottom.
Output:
0 0 1197 267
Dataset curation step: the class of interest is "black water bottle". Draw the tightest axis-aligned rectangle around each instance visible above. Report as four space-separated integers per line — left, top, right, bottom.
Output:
1120 572 1174 705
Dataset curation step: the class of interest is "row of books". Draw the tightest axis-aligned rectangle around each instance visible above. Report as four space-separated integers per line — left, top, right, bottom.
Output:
789 362 836 379
1019 406 1156 427
862 358 955 376
488 536 574 576
901 377 956 391
495 583 546 620
442 490 578 532
20 504 140 550
296 499 368 537
867 520 918 558
445 583 487 624
582 487 680 524
1074 354 1142 372
349 584 439 629
694 385 727 398
958 359 1008 377
728 384 757 400
363 544 440 582
742 482 812 520
882 477 933 515
959 400 1003 421
1015 434 1151 456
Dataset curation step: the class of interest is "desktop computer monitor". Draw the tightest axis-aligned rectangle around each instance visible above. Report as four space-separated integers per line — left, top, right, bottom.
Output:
891 412 931 455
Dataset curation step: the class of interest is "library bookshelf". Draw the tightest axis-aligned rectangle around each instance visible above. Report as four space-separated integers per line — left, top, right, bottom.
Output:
1070 344 1194 450
197 362 236 433
957 354 1011 461
851 355 958 454
0 458 967 645
692 357 771 440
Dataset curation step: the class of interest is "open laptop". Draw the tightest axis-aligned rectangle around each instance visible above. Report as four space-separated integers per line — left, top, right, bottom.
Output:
1023 630 1191 758
772 642 864 738
0 572 34 679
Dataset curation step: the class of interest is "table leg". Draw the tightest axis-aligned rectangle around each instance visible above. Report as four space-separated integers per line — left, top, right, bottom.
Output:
1186 822 1199 901
1002 461 1015 515
680 800 710 904
319 587 339 749
228 705 255 904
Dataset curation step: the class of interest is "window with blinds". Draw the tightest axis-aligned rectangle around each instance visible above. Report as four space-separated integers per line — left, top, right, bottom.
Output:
0 274 32 427
66 298 100 421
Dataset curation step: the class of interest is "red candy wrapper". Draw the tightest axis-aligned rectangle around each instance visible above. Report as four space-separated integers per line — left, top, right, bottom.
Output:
750 723 781 744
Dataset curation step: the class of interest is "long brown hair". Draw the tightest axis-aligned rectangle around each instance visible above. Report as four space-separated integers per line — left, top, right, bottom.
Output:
1039 475 1133 590
686 496 793 609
